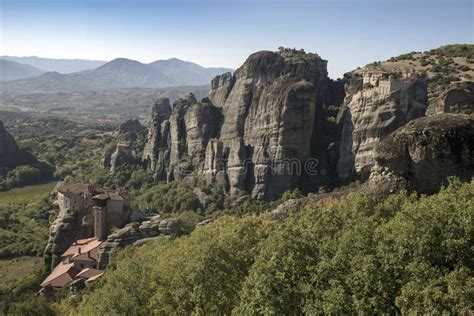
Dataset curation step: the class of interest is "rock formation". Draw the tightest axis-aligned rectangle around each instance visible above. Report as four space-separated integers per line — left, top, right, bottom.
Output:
144 48 333 199
102 119 146 173
367 114 474 196
139 46 473 199
337 71 427 181
426 81 474 115
96 216 179 268
142 98 172 180
337 46 473 182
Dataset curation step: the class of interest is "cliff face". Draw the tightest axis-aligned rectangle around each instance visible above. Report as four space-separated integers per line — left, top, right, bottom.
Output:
337 72 427 180
142 98 172 180
141 46 474 199
144 49 332 199
426 81 474 115
337 46 474 181
209 50 329 199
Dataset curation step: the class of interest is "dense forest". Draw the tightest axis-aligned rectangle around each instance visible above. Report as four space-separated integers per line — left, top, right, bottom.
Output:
45 179 472 314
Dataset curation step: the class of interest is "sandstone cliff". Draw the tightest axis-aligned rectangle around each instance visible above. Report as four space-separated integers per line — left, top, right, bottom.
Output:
337 45 473 181
142 98 172 180
139 45 473 199
144 48 333 199
336 71 427 180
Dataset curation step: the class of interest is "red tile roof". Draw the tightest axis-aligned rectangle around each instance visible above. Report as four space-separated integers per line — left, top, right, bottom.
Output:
62 237 102 260
76 268 104 280
41 262 80 288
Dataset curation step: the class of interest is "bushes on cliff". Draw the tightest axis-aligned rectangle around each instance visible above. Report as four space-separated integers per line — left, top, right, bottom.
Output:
237 179 473 314
74 216 271 315
135 181 202 214
69 179 473 314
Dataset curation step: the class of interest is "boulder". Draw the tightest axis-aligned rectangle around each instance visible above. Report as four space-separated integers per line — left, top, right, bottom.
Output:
132 237 159 247
96 216 179 268
96 225 141 269
367 114 474 196
158 218 179 235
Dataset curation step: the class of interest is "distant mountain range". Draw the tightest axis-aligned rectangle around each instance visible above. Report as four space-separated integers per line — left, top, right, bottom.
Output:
0 57 232 93
0 59 45 81
0 56 107 74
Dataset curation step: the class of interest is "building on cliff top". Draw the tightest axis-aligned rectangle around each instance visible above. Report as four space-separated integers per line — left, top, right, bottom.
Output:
362 70 417 98
42 183 128 289
41 237 104 289
56 183 128 240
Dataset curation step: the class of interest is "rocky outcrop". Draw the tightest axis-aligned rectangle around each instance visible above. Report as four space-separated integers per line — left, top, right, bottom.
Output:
143 98 172 180
96 215 179 268
144 48 332 200
142 47 474 199
118 118 145 135
102 119 146 173
337 71 427 181
214 49 330 200
109 142 135 173
0 120 19 157
168 93 221 168
426 81 474 116
44 207 94 257
366 114 474 196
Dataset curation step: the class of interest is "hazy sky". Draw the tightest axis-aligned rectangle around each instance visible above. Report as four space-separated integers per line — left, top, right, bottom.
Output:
1 0 472 78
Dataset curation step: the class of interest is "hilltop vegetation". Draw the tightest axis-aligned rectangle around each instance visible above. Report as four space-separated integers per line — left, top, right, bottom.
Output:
57 179 473 315
363 44 473 89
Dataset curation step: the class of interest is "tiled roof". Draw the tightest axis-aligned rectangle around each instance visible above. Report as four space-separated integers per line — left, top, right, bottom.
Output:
76 268 104 280
62 237 102 259
86 273 104 283
41 262 79 287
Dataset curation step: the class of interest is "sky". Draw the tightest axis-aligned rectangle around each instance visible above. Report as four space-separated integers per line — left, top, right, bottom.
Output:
0 0 473 78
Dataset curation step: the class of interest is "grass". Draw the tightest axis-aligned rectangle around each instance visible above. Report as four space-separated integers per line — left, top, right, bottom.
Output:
0 181 56 206
0 256 42 290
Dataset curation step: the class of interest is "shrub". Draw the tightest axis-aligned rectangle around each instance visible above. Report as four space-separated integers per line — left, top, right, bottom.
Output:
6 165 42 188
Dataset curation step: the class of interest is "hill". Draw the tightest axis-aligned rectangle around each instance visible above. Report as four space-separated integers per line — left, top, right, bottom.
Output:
0 58 232 94
0 59 45 81
0 56 107 74
150 58 232 85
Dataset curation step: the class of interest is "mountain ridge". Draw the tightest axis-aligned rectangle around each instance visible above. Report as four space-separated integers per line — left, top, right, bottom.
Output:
0 56 107 74
0 57 233 93
0 59 45 81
